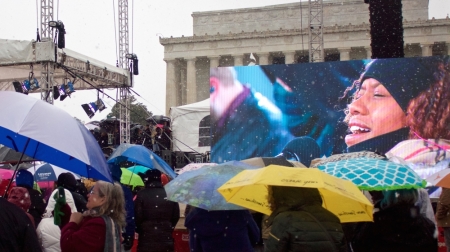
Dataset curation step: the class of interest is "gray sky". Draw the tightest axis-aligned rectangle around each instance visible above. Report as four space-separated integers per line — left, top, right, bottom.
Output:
1 0 449 123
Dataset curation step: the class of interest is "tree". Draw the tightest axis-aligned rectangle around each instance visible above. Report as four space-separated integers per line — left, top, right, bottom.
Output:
108 96 152 126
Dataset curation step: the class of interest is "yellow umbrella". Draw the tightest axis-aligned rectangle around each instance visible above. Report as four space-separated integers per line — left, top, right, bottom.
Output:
217 165 373 223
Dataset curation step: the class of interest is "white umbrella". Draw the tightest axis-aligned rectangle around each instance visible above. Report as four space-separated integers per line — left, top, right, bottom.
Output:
0 91 112 183
84 123 99 131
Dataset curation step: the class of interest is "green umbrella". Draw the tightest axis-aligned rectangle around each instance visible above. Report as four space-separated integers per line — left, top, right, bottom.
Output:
120 168 144 189
127 165 151 174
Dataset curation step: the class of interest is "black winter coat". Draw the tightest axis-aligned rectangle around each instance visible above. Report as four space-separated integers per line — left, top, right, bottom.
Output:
135 186 179 252
265 187 347 252
24 186 46 228
0 197 41 252
351 204 438 252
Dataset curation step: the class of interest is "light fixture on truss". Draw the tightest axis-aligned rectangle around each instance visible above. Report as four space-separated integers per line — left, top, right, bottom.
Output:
53 79 75 101
81 99 106 119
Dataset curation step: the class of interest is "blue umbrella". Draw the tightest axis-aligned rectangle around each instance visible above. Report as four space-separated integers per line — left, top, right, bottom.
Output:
28 163 80 182
0 92 112 185
127 165 151 174
107 144 177 178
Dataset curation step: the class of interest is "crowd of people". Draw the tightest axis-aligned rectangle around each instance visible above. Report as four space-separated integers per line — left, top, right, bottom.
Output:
0 166 181 252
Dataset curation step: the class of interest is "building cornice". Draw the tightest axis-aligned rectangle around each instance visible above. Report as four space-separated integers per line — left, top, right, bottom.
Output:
160 18 450 45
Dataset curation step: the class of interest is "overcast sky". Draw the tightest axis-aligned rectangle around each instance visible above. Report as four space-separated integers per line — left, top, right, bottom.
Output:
1 0 449 123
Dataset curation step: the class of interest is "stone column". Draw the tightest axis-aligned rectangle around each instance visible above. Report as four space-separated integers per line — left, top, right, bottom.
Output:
284 51 296 64
209 56 220 68
164 59 177 115
258 53 270 65
232 54 243 66
186 57 197 104
365 47 372 59
338 48 351 61
421 43 433 57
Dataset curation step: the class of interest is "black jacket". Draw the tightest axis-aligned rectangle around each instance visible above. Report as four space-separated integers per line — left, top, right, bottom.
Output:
0 197 41 252
352 204 437 252
134 186 179 252
24 186 46 228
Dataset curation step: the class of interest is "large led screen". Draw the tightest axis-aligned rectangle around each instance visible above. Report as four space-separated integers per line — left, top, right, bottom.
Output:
210 56 449 165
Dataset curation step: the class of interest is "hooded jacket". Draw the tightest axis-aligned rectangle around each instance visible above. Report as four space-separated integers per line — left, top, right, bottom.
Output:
134 170 179 252
36 188 77 252
265 187 347 252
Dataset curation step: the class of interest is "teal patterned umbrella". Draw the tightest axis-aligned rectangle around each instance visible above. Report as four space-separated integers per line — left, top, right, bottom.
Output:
317 157 426 191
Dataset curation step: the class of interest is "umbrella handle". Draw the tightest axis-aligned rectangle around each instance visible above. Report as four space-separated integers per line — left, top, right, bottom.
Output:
128 164 136 186
4 138 30 197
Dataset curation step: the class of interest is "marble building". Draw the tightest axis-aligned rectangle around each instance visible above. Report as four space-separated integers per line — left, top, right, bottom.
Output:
160 0 450 115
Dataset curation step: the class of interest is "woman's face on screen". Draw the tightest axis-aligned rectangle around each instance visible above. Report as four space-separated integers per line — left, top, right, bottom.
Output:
345 78 406 147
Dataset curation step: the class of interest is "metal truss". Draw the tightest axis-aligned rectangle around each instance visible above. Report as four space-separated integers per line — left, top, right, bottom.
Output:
40 0 54 40
118 0 129 69
119 88 131 144
57 51 129 88
308 0 324 62
118 0 131 143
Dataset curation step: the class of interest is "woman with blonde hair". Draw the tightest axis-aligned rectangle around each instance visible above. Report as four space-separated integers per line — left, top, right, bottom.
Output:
61 181 126 252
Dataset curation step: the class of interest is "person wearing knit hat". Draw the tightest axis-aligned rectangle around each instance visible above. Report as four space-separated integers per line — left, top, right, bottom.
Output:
14 169 46 227
134 169 180 252
57 173 87 213
342 56 444 155
7 186 35 228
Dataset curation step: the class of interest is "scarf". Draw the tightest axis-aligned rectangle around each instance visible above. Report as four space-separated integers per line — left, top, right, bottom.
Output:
53 187 66 226
101 215 122 252
83 208 122 252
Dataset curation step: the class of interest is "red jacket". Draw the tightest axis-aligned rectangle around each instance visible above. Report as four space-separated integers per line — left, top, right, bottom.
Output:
61 216 106 252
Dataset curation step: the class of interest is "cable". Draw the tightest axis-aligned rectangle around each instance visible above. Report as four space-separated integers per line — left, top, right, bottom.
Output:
57 0 59 21
132 0 134 53
113 0 119 64
300 0 304 53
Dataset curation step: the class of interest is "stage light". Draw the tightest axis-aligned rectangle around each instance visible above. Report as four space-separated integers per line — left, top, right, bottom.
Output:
53 86 60 100
12 81 28 95
23 78 40 91
81 99 106 119
59 81 75 101
48 20 65 49
125 53 139 75
96 99 106 112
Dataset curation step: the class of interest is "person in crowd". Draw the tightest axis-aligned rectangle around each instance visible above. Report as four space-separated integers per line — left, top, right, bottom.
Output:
352 189 437 252
185 207 260 252
7 186 35 228
57 173 87 213
0 195 42 252
60 181 126 252
82 177 96 193
111 164 136 252
134 169 179 252
113 128 121 147
264 186 346 252
15 169 46 227
436 187 450 252
37 186 77 252
210 67 293 162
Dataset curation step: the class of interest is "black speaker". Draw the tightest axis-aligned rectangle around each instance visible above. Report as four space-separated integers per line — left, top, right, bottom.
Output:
188 153 203 163
161 150 173 166
175 151 188 168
